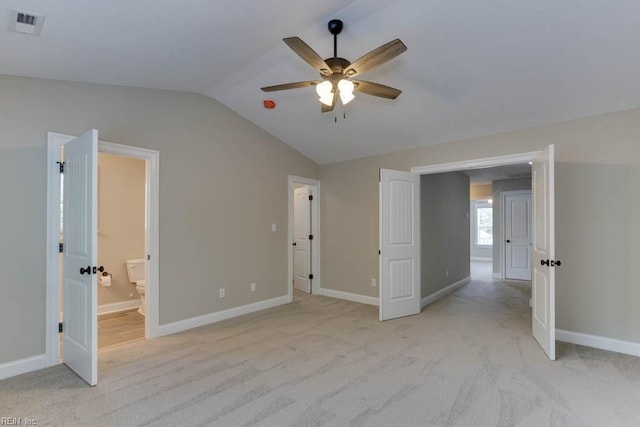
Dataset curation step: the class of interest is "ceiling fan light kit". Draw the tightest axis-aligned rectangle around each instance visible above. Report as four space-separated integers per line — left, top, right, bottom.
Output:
261 19 407 113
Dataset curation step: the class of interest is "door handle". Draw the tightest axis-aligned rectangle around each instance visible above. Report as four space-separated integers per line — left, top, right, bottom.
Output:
541 259 562 267
80 266 91 275
292 242 297 246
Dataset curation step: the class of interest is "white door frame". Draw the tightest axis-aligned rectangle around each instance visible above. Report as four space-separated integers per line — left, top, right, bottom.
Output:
410 152 540 280
287 176 320 300
501 190 532 281
45 132 160 367
411 152 540 175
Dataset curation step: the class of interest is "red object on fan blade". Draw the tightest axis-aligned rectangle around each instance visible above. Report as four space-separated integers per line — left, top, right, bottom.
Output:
263 99 276 109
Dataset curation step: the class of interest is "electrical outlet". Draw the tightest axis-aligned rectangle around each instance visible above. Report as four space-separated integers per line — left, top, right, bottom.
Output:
219 288 225 298
371 278 377 287
445 270 449 278
250 282 256 292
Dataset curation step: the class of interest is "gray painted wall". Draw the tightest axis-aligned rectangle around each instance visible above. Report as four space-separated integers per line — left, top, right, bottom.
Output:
421 173 470 298
491 178 532 276
0 75 318 365
319 108 640 344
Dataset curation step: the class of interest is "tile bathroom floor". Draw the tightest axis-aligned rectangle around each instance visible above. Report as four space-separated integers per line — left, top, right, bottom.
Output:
98 309 145 351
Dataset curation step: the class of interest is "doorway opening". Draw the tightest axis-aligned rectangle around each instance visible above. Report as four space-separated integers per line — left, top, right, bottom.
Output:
380 148 557 359
466 164 533 282
45 132 160 384
287 176 320 300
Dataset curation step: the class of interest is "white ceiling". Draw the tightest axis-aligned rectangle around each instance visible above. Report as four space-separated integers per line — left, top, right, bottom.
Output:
3 0 640 164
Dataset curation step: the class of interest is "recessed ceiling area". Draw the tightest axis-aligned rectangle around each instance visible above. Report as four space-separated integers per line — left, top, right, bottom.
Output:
2 0 640 164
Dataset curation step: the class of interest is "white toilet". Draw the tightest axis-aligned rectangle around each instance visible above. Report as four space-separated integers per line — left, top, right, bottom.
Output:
126 258 146 316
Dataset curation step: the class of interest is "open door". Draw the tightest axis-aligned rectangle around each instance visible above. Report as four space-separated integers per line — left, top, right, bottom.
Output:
379 169 421 321
63 129 98 385
293 185 312 293
532 145 556 360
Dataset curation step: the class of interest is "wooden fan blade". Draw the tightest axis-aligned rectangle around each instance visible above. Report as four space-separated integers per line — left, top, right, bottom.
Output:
343 39 407 78
283 37 333 75
261 81 321 92
353 80 402 99
321 90 338 113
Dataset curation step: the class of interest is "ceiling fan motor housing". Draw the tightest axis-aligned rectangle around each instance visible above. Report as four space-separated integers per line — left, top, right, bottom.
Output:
323 57 351 78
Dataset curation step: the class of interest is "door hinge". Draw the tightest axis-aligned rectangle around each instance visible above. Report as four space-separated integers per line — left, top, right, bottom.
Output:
308 274 314 280
147 254 151 261
308 195 314 201
378 250 381 255
58 322 63 333
57 161 65 174
59 242 63 253
308 234 313 240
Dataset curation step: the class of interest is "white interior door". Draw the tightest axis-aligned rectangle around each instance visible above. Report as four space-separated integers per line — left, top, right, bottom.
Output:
532 145 556 360
505 192 532 280
63 129 98 385
293 186 311 293
379 169 421 321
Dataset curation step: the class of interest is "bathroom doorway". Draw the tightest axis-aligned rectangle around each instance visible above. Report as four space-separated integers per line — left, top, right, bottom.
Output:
46 132 160 385
93 152 147 350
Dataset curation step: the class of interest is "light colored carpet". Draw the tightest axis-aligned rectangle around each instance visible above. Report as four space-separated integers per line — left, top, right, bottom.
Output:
2 271 640 426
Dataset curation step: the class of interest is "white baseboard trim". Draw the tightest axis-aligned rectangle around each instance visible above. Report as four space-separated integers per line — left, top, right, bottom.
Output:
98 299 141 315
421 276 471 309
157 295 290 337
556 329 640 358
492 273 502 279
318 288 379 306
0 354 48 381
470 257 492 262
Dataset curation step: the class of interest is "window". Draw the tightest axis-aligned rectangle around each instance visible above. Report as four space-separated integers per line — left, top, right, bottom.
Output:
474 200 493 246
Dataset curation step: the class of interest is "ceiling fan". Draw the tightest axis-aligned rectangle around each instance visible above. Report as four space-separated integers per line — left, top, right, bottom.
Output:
261 19 407 113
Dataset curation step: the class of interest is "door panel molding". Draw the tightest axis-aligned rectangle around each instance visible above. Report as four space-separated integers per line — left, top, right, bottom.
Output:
379 169 421 321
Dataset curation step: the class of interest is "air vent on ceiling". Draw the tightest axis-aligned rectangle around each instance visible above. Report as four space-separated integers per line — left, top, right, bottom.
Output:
9 9 45 36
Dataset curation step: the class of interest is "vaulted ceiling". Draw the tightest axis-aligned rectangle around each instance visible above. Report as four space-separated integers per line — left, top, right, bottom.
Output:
3 0 640 164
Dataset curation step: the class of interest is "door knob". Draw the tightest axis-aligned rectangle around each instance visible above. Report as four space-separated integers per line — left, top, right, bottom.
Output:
506 239 511 243
292 242 297 246
93 265 105 274
540 259 550 266
80 266 91 275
